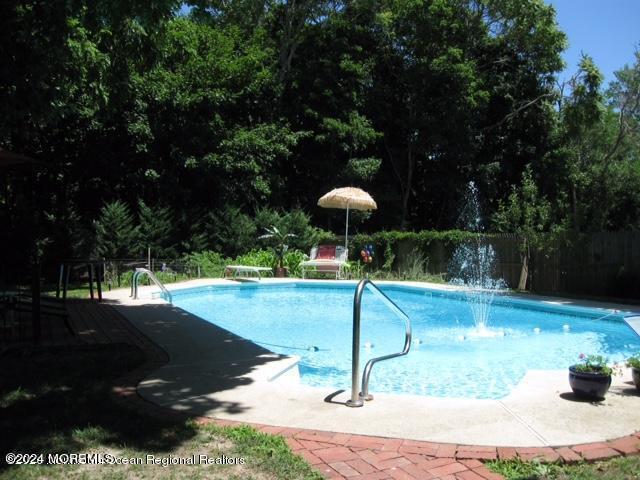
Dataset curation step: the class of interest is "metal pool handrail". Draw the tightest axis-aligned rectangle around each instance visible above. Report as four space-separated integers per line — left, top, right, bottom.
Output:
347 279 412 407
131 267 173 304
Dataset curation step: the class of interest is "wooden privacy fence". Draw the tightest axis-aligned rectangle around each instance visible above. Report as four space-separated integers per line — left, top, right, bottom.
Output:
527 231 640 299
393 231 640 300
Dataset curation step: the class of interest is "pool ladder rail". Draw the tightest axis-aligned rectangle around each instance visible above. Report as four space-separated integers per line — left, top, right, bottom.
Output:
347 279 412 407
130 267 173 304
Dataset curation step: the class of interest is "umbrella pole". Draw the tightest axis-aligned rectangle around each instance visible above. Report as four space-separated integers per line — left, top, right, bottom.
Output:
345 203 349 251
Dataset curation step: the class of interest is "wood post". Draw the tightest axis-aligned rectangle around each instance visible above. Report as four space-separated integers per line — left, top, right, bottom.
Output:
31 260 41 344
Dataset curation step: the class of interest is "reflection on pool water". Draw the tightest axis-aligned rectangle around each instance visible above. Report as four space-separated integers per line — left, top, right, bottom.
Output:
168 282 640 399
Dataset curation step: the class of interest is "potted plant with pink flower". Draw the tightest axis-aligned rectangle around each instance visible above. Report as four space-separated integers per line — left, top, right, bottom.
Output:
569 354 618 400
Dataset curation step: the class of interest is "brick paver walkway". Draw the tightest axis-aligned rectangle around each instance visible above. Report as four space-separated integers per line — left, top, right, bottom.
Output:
67 299 640 480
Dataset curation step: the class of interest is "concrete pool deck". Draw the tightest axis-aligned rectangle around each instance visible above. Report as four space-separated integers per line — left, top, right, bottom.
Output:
105 279 640 446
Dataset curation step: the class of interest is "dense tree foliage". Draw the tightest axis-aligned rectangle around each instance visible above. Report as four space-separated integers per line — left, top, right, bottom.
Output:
492 166 552 289
1 0 638 271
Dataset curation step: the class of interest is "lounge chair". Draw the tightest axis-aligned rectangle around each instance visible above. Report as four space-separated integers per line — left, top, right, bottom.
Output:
224 265 274 279
300 245 348 279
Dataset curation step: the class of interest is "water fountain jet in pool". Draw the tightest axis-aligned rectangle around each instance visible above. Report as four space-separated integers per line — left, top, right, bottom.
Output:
449 181 506 336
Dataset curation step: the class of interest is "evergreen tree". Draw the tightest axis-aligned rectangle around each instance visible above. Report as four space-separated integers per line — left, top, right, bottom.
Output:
94 200 138 258
136 199 177 258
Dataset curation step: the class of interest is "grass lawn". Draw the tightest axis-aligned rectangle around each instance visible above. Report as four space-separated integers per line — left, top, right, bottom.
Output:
0 344 321 479
488 457 640 480
42 285 94 299
41 272 193 299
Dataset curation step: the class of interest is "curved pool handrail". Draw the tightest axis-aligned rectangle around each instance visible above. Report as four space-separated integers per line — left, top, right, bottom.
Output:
347 278 412 407
131 267 173 304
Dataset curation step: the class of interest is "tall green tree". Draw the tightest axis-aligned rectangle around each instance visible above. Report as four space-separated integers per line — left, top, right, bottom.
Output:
370 0 489 229
94 200 138 258
136 18 301 210
136 199 177 258
474 0 565 209
366 0 565 230
558 55 604 231
545 52 640 232
492 166 552 290
281 1 382 219
2 0 638 272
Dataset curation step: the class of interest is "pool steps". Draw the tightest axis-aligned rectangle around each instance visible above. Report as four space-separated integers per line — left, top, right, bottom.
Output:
624 315 640 338
267 356 301 383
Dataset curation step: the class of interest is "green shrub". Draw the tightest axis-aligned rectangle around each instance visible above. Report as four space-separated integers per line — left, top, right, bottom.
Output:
200 206 258 257
184 250 228 277
351 230 477 251
234 249 277 268
316 230 339 245
403 249 429 278
283 249 306 277
103 268 191 288
184 248 307 278
382 242 395 271
349 230 477 273
182 229 484 281
626 355 640 369
255 207 331 251
185 207 334 258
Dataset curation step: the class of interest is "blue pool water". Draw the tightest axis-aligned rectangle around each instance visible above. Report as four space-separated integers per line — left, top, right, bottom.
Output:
168 282 640 399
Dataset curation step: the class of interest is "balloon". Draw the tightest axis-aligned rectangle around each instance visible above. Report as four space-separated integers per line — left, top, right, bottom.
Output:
360 250 366 257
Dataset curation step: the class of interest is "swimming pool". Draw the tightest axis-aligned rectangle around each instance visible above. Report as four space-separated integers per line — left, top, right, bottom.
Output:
167 282 640 399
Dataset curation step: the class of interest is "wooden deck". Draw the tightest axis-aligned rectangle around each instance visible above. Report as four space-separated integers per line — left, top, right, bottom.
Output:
1 298 156 352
